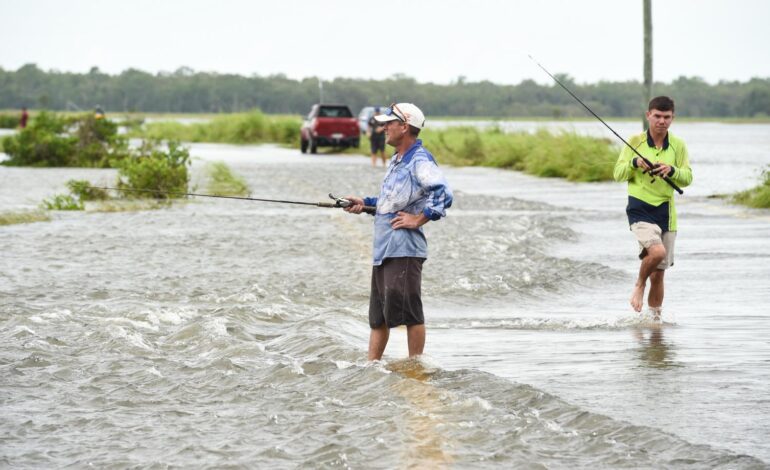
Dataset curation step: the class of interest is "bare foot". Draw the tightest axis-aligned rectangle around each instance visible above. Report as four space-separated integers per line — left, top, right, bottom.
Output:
630 283 645 312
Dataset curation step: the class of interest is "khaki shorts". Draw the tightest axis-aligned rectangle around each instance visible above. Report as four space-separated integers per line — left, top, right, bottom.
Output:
630 222 676 270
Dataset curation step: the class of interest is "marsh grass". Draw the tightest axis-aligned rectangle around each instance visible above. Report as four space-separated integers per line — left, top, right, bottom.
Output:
41 194 83 211
0 113 20 129
420 127 618 182
135 110 300 145
86 199 173 212
0 210 51 226
205 161 249 196
733 167 770 208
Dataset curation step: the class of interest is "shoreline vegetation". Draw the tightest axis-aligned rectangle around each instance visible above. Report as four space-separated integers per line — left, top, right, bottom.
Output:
2 111 768 211
732 168 770 208
2 64 769 119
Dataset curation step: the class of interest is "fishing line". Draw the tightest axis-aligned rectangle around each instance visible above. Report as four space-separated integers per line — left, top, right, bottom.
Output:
90 187 377 214
528 55 683 194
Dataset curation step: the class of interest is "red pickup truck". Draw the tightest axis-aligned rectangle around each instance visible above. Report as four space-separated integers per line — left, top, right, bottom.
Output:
300 104 360 153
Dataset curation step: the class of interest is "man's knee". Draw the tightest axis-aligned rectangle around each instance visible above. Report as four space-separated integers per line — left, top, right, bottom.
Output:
645 244 667 262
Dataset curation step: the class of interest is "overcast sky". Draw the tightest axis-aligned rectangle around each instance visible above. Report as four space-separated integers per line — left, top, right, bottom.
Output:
2 0 768 85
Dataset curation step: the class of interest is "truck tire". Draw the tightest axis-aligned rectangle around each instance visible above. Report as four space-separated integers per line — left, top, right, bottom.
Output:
300 138 308 153
310 138 318 154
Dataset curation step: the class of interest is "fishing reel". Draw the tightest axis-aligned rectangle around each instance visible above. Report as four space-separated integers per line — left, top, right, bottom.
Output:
328 193 353 208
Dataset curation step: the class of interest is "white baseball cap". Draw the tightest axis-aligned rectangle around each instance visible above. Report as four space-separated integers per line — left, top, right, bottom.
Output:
374 103 425 129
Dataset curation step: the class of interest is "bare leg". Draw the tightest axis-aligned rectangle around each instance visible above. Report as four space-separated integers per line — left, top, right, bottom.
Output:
648 269 665 309
407 324 425 357
368 325 389 361
631 244 666 312
380 151 387 167
370 152 377 167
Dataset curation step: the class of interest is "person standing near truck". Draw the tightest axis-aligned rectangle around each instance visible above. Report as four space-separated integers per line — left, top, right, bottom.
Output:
368 107 387 167
19 107 29 128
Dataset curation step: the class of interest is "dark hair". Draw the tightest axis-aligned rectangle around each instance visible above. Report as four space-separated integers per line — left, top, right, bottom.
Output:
648 96 675 112
408 125 421 137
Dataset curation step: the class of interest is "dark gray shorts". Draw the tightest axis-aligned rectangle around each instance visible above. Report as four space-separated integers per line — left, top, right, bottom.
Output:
369 257 425 328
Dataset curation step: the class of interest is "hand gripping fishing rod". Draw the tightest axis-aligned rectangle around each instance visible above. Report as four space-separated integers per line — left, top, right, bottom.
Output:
528 56 683 194
90 187 377 214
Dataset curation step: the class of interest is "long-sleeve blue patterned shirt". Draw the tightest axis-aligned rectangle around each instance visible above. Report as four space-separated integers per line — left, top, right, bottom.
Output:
363 139 453 266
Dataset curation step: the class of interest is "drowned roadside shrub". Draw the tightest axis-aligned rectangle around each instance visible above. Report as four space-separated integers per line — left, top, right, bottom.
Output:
1 112 129 167
116 140 190 198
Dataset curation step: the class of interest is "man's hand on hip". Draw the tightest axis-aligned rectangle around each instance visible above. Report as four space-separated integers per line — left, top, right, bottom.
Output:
391 211 429 230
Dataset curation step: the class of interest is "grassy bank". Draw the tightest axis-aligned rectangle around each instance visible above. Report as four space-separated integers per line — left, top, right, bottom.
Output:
420 127 617 181
133 110 300 145
0 210 51 226
733 168 770 208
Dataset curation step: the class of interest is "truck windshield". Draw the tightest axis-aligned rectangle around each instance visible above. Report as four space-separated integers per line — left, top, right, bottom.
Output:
318 106 353 118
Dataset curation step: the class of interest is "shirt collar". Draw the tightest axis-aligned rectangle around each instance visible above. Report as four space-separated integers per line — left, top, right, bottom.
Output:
394 139 423 165
646 129 669 150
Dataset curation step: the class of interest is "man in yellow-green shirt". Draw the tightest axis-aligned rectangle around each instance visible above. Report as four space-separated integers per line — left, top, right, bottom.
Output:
613 96 693 317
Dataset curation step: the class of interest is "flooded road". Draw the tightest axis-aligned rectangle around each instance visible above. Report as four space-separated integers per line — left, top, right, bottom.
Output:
1 122 769 467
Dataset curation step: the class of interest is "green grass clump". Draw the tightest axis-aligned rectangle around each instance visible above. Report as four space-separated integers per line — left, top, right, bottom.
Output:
733 167 770 208
0 210 51 225
116 140 190 198
41 194 84 211
421 127 617 182
205 161 249 196
135 109 301 145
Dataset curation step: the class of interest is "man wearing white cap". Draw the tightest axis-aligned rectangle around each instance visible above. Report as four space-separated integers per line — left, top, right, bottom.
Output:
345 102 453 361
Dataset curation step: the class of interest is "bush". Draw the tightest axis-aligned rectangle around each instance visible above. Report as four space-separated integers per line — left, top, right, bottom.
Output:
1 112 129 167
1 112 75 166
73 115 130 167
116 140 190 198
0 113 20 129
66 179 110 201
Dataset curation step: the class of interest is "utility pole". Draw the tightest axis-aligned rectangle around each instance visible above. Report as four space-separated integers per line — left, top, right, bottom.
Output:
643 0 653 130
318 78 324 104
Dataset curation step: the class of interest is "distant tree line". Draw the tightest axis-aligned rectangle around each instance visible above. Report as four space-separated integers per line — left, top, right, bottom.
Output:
2 64 769 118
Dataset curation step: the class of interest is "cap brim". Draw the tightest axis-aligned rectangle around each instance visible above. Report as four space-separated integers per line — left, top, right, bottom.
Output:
374 114 398 123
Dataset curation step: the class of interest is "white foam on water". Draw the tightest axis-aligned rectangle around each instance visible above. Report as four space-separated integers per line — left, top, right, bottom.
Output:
203 317 229 337
106 324 154 351
13 325 37 336
29 308 72 324
432 315 646 331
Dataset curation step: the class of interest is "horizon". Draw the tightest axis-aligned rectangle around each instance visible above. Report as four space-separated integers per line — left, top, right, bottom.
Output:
5 62 768 87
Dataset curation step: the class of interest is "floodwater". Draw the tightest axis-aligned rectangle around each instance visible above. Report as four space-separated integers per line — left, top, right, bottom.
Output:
1 121 769 468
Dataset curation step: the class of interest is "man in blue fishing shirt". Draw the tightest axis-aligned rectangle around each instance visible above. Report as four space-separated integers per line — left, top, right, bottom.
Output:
345 102 453 361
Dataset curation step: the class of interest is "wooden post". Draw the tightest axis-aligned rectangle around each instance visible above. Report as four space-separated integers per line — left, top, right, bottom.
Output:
643 0 653 130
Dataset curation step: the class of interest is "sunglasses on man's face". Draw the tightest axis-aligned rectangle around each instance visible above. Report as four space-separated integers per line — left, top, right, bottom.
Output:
383 103 407 123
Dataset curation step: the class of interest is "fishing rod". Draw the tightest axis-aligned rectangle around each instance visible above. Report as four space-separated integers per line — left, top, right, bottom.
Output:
90 187 377 214
528 55 683 194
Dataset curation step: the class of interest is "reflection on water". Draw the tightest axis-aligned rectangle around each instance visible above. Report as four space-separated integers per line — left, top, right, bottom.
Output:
387 358 454 468
633 326 678 369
